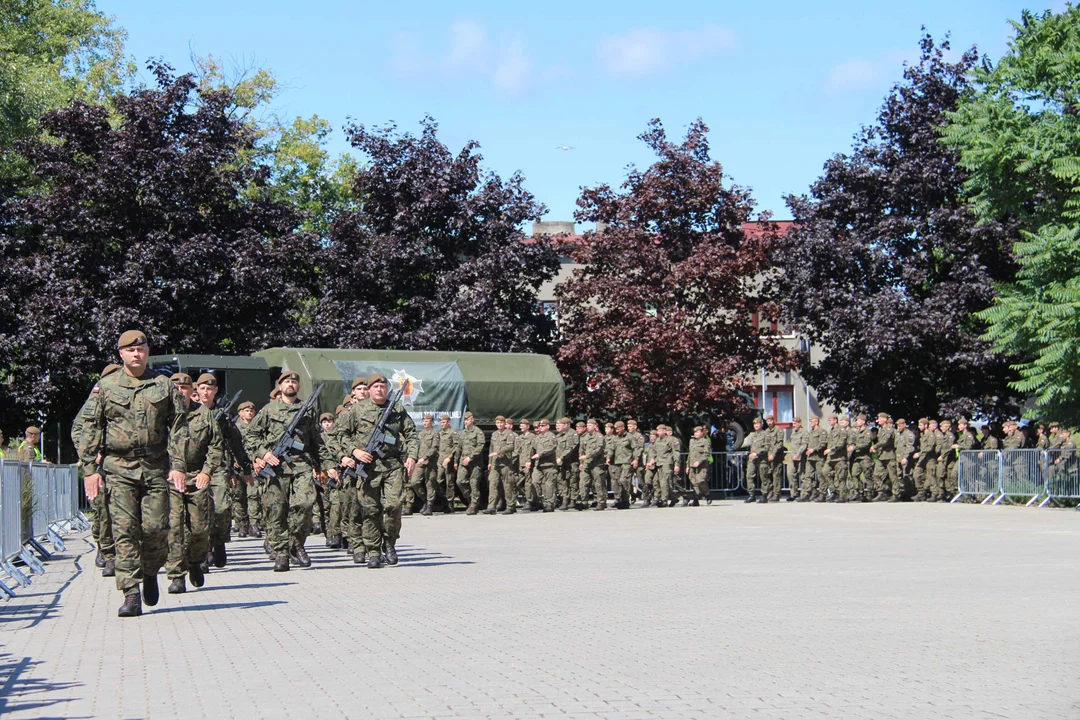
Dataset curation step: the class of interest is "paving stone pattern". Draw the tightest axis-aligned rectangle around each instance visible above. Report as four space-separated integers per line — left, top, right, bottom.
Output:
1 503 1079 719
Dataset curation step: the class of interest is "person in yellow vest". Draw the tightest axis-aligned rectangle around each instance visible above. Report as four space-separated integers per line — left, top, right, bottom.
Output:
0 428 6 458
16 426 43 461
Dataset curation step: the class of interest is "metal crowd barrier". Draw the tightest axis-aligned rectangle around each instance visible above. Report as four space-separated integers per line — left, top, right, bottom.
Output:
1042 448 1079 507
708 452 749 493
955 448 1080 508
0 460 88 599
955 450 1005 504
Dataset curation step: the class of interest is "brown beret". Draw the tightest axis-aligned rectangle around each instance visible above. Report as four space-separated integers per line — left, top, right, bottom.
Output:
792 416 803 423
117 330 146 350
626 418 638 425
319 413 334 423
587 418 599 426
464 411 474 420
278 371 300 385
26 426 41 435
101 363 121 378
614 421 625 429
351 376 367 390
575 421 585 428
519 418 531 426
504 417 514 424
895 417 906 424
877 412 890 419
270 388 281 399
423 412 434 420
195 373 217 387
335 404 345 414
237 401 255 411
494 415 505 422
170 373 192 386
439 414 451 421
367 373 387 387
559 417 571 424
537 418 549 425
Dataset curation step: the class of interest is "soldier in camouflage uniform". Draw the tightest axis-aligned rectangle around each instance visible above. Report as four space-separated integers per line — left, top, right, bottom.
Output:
554 417 579 511
609 421 637 509
516 419 537 510
745 418 769 502
81 331 189 617
931 419 955 502
870 413 896 502
233 401 263 538
952 417 977 498
430 414 458 515
408 413 438 516
579 419 607 510
529 419 558 512
847 414 873 502
72 363 122 576
626 419 645 504
786 416 808 501
764 415 786 502
651 425 679 507
823 414 850 502
165 375 226 594
485 416 516 514
685 425 711 506
246 371 335 571
573 421 588 507
642 429 657 506
805 416 828 501
912 418 936 502
320 412 345 547
893 418 915 501
331 373 417 568
455 411 486 514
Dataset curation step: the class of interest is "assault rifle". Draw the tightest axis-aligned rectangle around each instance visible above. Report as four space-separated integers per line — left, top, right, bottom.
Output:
339 386 405 483
255 384 325 483
213 390 243 422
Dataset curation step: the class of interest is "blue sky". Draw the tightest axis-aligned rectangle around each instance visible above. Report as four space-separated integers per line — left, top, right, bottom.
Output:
99 0 1066 226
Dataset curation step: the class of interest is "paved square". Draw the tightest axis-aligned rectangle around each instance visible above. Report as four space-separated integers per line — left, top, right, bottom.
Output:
2 503 1079 719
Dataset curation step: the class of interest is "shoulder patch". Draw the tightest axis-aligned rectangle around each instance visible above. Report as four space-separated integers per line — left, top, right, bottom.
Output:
91 384 100 393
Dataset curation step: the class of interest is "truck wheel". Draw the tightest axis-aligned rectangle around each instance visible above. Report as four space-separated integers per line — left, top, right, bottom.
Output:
726 421 746 451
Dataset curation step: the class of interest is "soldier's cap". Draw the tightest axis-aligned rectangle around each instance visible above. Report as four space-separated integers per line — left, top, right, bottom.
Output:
237 401 255 411
827 414 837 420
351 376 367 390
504 417 514 424
439 414 452 421
25 426 41 435
587 418 598 426
614 421 625 429
877 412 890 419
278 371 300 385
335 405 345 415
101 363 122 378
117 330 146 350
170 372 193 386
765 414 776 421
559 417 571 424
753 417 763 424
464 411 474 420
605 421 614 427
520 418 531 425
367 373 387 387
792 416 803 423
694 425 704 433
424 412 434 420
957 417 969 424
270 388 281 399
896 417 907 424
940 418 951 425
195 373 217 387
575 421 585 429
856 413 867 421
626 418 637 425
537 418 549 426
494 415 505 422
319 412 335 423
1049 421 1060 429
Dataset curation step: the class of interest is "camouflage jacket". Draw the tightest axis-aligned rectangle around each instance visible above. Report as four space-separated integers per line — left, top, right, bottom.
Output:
788 427 809 458
416 427 439 463
687 436 711 467
825 427 849 459
849 426 873 456
628 431 645 463
650 435 675 467
917 430 937 458
806 427 829 456
516 432 534 468
873 425 896 459
611 433 636 465
579 431 606 467
956 428 978 453
458 426 486 462
1003 430 1025 450
895 428 916 461
79 370 188 480
556 430 579 466
332 397 417 473
247 397 334 476
747 430 770 456
532 431 557 467
437 428 459 465
182 404 226 480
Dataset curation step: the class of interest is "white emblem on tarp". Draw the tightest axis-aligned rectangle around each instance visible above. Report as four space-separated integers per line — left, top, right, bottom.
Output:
391 369 424 406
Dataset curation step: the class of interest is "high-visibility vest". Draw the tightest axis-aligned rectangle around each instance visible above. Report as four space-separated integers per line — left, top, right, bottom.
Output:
18 442 42 461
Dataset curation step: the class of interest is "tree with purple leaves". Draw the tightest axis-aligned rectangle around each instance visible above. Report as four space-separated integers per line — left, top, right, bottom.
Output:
774 34 1021 420
555 118 794 425
0 62 317 434
304 116 560 353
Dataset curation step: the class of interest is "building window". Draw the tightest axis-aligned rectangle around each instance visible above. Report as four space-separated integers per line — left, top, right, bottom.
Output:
751 312 796 338
750 385 795 426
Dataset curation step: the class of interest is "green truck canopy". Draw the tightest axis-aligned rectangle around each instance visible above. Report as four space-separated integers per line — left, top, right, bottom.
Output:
252 348 565 430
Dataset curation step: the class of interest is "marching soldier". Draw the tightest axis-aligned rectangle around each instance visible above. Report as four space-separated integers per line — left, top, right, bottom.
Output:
320 412 345 547
912 418 937 502
685 425 711 506
233 401 262 538
516 419 536 510
893 418 916 501
806 416 829 501
652 425 679 507
81 330 189 617
579 419 607 510
430 414 458 514
745 418 769 502
787 416 808 501
332 374 417 569
455 411 486 514
764 415 785 502
485 416 516 515
932 419 955 502
530 419 558 512
554 418 578 511
952 417 977 498
870 413 896 502
246 371 335 571
642 429 658 506
626 419 645 503
847 414 873 502
609 421 636 509
823 414 849 502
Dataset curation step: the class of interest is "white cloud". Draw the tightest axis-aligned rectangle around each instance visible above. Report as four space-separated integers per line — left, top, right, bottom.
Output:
823 50 920 96
596 25 737 78
393 21 553 97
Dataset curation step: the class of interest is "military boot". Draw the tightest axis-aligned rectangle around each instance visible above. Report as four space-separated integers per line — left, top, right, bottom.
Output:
168 577 186 594
327 534 342 549
293 546 311 568
466 505 478 515
142 575 160 607
367 551 382 569
498 507 516 515
273 554 290 572
402 507 413 516
482 508 497 515
237 523 249 538
95 550 106 568
102 559 115 577
353 549 366 564
189 562 205 588
117 588 142 617
420 504 433 517
887 495 901 502
384 544 399 566
744 493 756 503
212 543 227 568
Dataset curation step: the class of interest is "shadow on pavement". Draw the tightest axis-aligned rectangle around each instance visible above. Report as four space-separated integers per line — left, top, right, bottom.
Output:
0 540 88 630
0 653 86 718
150 599 287 614
197 582 297 591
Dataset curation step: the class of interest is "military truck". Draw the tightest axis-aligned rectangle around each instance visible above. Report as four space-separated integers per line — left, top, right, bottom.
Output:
148 348 566 430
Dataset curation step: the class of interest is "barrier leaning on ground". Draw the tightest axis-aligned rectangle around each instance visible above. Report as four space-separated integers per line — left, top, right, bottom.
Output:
955 449 1080 507
0 460 89 599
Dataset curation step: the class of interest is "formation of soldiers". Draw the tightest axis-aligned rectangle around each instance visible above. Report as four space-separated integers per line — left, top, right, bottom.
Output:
746 412 1077 503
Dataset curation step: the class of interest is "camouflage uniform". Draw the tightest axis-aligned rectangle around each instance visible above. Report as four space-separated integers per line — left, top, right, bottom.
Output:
641 438 656 506
531 428 558 511
167 402 224 580
234 416 263 534
952 426 977 496
787 423 809 500
555 426 579 510
72 384 115 564
848 424 873 500
932 426 955 501
686 435 711 503
211 406 252 552
804 423 829 500
823 423 850 500
435 426 459 511
486 426 516 513
79 371 188 592
765 425 786 501
609 431 637 507
651 434 676 505
894 425 916 500
455 424 486 510
321 428 343 541
579 429 607 509
745 428 770 498
516 430 537 508
246 397 334 559
627 429 645 501
913 426 937 500
871 422 896 500
409 424 439 513
331 397 417 558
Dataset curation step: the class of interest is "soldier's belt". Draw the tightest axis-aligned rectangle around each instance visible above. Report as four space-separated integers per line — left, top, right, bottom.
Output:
107 442 167 459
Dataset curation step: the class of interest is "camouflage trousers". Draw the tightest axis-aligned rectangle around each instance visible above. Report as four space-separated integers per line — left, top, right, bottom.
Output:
849 454 873 496
746 455 771 496
936 454 957 496
166 483 211 579
533 465 557 509
610 464 633 505
407 461 434 511
579 464 606 505
312 482 327 531
822 457 849 497
687 465 709 501
874 455 898 497
555 462 575 507
341 477 362 549
487 460 515 511
230 478 263 530
325 486 342 538
802 456 824 497
913 456 937 497
209 474 232 546
654 463 676 502
359 463 405 554
789 455 809 498
456 460 483 509
106 474 169 592
91 487 115 559
642 466 655 504
437 464 457 507
263 471 316 557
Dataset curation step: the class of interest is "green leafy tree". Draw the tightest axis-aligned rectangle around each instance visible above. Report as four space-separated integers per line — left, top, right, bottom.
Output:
944 6 1080 423
0 0 133 186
